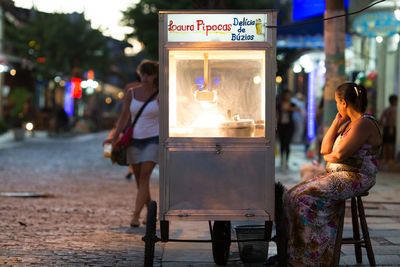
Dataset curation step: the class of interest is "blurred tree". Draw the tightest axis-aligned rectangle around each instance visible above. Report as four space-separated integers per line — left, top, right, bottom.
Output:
5 11 110 79
8 87 31 127
121 0 279 59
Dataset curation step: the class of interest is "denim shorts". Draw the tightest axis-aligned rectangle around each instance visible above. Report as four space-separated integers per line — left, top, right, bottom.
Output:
126 136 159 164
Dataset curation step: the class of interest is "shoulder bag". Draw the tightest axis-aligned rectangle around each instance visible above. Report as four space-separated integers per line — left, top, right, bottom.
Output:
111 89 158 165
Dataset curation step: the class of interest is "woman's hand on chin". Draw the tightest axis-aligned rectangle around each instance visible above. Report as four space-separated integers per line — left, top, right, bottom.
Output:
334 112 349 127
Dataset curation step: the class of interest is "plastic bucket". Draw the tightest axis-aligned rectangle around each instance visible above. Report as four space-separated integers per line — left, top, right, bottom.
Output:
235 225 269 263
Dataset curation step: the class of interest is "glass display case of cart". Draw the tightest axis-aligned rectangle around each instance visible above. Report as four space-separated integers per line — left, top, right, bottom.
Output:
169 50 266 138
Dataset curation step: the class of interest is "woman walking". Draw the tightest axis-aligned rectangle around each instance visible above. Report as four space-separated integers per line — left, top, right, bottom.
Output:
104 60 159 227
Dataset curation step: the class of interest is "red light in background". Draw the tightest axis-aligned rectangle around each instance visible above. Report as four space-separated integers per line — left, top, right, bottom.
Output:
71 77 82 98
37 57 46 63
87 70 94 80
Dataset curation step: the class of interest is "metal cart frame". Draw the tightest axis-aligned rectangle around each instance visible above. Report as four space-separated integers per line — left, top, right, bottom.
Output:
143 9 285 266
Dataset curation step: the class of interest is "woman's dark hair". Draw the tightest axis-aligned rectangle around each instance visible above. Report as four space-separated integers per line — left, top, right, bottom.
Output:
280 89 292 102
336 82 367 113
389 94 398 105
137 60 159 88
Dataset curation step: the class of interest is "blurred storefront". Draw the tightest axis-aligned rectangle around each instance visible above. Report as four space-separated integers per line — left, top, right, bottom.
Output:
348 0 400 158
278 0 400 158
0 1 133 134
277 0 352 144
277 17 351 145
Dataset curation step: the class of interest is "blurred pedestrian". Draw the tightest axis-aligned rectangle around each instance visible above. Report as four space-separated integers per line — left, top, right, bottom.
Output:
379 94 398 167
103 60 159 227
291 92 306 144
56 104 70 132
276 89 300 168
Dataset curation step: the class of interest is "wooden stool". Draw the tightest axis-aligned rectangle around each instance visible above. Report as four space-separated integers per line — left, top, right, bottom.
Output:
332 192 376 266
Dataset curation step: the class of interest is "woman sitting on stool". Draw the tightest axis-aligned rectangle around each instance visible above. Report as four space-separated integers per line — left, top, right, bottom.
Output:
283 82 382 266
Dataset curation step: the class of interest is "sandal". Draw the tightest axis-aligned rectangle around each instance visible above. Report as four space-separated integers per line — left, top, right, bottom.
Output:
130 219 140 228
125 171 133 180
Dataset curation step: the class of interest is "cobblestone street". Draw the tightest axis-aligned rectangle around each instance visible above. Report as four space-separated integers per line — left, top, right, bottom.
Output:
0 132 159 266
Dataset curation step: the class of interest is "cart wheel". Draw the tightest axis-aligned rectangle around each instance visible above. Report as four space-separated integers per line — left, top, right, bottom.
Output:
144 201 157 267
211 221 231 265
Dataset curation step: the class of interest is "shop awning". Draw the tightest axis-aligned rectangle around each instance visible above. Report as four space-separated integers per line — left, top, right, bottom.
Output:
277 16 352 49
277 34 352 49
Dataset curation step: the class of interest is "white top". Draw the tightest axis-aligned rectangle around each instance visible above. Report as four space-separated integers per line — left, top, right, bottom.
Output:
129 90 159 139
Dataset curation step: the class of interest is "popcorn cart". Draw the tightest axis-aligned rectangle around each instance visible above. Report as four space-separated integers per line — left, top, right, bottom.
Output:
143 10 278 266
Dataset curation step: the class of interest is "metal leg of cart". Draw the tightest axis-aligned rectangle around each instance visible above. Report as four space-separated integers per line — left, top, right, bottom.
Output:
264 220 273 244
266 182 288 267
143 201 159 267
160 220 169 242
274 216 288 267
276 182 288 267
210 221 231 265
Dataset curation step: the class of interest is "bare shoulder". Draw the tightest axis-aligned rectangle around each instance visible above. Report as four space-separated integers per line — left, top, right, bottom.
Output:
349 117 369 132
357 116 381 137
126 84 144 98
124 82 141 91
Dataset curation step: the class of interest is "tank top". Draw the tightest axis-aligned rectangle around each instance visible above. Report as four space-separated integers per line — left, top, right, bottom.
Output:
129 89 159 139
326 114 381 176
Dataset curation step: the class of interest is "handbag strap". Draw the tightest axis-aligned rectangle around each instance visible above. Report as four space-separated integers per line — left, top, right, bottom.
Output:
130 89 158 128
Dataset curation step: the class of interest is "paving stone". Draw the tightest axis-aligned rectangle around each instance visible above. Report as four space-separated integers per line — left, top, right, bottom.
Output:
162 243 214 262
373 254 400 265
385 236 400 244
361 217 398 224
370 229 400 237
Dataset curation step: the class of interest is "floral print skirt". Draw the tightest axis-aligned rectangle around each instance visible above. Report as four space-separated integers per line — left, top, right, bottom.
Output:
283 167 375 266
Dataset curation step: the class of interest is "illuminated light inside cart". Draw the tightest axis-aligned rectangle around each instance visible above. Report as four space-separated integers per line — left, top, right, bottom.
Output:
169 53 177 129
260 66 265 123
196 77 204 90
193 53 216 103
168 50 266 137
192 112 226 128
